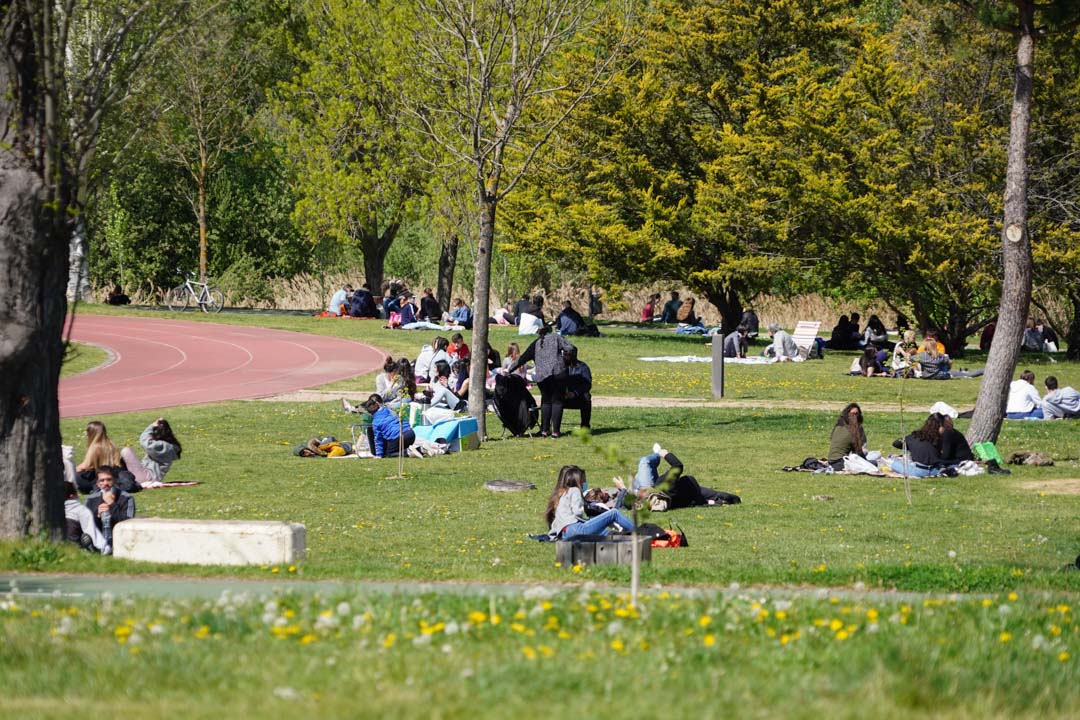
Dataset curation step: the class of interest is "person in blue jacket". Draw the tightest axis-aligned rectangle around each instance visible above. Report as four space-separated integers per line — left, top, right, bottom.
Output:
363 395 416 458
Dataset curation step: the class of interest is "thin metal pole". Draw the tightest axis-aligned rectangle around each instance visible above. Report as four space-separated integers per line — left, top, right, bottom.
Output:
711 334 725 398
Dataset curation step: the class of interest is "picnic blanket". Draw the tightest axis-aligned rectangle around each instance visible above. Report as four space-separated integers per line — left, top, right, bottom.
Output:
139 480 201 489
638 355 774 365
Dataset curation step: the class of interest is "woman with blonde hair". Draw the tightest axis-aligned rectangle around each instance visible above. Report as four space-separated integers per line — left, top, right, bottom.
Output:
74 421 122 493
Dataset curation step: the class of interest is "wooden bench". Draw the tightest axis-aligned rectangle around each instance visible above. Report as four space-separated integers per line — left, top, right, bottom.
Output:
556 536 651 567
113 519 306 566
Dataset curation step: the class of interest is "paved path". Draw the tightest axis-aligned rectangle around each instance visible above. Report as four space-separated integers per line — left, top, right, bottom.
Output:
61 315 384 418
0 573 1027 603
259 389 915 412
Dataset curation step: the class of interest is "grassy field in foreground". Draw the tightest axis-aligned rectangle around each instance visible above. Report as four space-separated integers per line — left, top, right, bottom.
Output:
11 401 1078 592
73 303 1080 406
2 588 1078 718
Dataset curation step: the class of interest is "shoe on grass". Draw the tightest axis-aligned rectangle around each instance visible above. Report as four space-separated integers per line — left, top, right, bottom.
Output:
652 443 662 455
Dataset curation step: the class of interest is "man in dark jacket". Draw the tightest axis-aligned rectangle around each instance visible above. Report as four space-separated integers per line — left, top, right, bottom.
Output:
563 347 592 429
349 284 379 317
84 466 135 555
660 291 682 323
556 300 585 336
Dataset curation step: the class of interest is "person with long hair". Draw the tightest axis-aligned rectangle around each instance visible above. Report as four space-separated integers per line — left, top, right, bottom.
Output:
827 403 867 470
74 421 123 493
502 342 530 380
505 325 574 438
121 418 183 487
888 413 947 477
546 465 634 539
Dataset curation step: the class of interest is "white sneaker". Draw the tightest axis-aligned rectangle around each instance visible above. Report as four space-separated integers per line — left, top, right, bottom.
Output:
652 443 662 455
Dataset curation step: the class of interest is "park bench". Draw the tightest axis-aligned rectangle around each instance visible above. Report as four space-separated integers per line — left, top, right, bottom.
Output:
792 320 823 359
112 518 306 566
556 536 651 567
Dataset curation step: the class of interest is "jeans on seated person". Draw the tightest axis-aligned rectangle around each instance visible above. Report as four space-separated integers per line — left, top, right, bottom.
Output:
887 457 941 478
560 508 635 539
1006 408 1044 420
633 452 662 492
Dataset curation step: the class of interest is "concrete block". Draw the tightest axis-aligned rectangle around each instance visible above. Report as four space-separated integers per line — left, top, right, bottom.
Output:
555 537 651 567
113 518 305 566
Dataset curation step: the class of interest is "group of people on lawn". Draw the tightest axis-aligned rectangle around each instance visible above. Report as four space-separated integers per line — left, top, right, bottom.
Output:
344 323 595 457
62 419 182 555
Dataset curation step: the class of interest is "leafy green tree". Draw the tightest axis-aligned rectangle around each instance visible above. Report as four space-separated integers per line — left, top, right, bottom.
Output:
274 0 419 294
955 0 1080 443
392 0 634 432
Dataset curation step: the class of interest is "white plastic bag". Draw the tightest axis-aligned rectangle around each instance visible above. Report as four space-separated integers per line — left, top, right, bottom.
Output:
843 453 879 474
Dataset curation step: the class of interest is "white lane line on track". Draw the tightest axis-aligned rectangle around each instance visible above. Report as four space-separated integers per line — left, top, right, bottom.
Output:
60 333 188 394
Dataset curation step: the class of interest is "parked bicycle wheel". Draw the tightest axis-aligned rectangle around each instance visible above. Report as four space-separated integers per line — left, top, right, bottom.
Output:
201 288 225 313
166 286 190 312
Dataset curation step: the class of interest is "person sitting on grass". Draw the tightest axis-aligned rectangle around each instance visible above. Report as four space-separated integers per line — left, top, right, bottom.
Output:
563 347 592 430
891 330 919 375
328 283 352 316
418 288 442 322
723 325 749 358
75 420 123 494
1043 376 1080 420
888 413 947 478
448 332 470 361
85 466 136 555
863 314 888 346
939 414 974 465
120 418 182 488
64 480 106 553
1006 369 1044 419
765 323 799 362
364 395 416 459
660 291 682 323
349 283 379 318
447 298 474 329
633 444 741 508
502 342 531 381
676 297 703 327
556 300 585 336
858 344 890 377
547 465 634 539
914 336 984 380
828 403 867 470
641 293 660 322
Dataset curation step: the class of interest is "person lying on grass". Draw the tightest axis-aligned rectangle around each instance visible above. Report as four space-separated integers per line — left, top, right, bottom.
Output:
546 465 635 540
633 445 740 508
363 395 416 459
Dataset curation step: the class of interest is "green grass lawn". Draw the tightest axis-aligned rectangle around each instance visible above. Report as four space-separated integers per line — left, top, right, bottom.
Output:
13 400 1076 593
18 304 1078 716
61 341 110 377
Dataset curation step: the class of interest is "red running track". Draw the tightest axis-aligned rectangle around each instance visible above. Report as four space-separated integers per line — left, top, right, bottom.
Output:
60 315 385 418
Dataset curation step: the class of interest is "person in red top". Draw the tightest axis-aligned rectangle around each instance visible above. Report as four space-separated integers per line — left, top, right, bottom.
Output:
448 332 470 361
641 293 659 322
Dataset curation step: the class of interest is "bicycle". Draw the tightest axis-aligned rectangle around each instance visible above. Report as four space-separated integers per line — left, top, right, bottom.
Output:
166 273 225 313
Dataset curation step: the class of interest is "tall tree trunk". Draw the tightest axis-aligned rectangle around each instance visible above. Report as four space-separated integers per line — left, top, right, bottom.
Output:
66 220 91 302
197 171 209 282
360 221 401 298
1066 294 1080 361
436 233 459 311
0 6 67 539
967 17 1035 445
469 189 497 437
700 286 743 334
